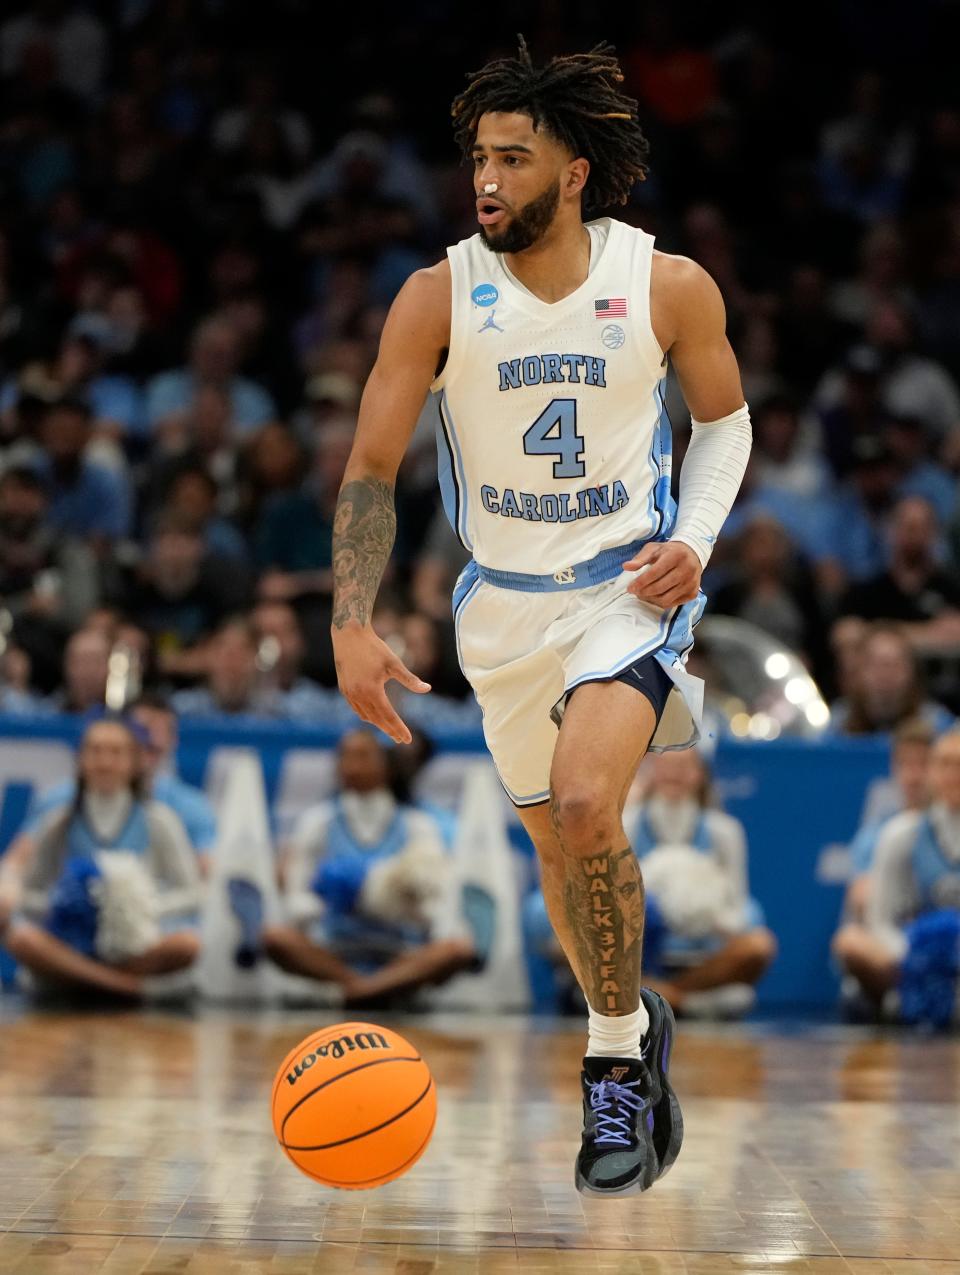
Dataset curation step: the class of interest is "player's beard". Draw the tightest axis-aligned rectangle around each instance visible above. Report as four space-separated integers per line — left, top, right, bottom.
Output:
480 179 561 254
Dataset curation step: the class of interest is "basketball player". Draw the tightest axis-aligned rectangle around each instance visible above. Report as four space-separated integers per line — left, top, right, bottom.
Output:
331 41 751 1195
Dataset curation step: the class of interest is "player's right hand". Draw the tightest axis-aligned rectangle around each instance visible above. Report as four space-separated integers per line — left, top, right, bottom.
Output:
331 624 431 746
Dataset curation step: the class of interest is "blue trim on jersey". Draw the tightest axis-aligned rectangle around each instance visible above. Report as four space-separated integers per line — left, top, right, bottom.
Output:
661 589 706 662
435 411 459 538
477 536 649 593
438 390 472 551
653 380 677 539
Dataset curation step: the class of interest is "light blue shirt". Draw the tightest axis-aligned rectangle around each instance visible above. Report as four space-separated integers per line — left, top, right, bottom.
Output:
725 487 836 564
32 456 132 540
25 772 217 853
146 370 275 436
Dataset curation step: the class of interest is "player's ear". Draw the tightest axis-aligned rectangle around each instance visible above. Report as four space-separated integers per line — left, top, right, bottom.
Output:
566 156 589 199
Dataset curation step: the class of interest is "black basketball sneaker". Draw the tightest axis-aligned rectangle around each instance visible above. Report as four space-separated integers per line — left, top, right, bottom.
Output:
640 986 684 1179
574 989 683 1196
575 1053 658 1196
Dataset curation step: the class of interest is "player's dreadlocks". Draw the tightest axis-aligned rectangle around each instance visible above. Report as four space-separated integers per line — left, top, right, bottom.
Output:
451 37 649 213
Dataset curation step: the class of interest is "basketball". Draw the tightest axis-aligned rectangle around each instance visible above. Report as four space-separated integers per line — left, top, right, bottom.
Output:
270 1021 437 1189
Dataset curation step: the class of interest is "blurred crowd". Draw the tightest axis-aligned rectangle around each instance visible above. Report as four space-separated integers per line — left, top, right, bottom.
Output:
0 2 959 739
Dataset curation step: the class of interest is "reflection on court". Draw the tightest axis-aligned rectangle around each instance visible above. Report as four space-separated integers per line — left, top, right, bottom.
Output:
1 1004 959 1273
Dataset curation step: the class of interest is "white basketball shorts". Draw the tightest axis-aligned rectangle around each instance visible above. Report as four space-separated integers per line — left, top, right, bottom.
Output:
452 558 706 806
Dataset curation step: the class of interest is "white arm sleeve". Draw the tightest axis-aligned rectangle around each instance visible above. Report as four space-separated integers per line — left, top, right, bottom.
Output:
670 403 753 568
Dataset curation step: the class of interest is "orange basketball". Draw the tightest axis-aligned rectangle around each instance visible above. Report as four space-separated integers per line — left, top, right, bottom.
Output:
270 1021 436 1189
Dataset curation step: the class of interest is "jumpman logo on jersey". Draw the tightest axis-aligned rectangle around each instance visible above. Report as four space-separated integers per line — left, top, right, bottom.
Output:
478 309 504 334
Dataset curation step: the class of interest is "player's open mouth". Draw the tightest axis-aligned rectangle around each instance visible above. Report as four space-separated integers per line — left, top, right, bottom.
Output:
477 199 507 225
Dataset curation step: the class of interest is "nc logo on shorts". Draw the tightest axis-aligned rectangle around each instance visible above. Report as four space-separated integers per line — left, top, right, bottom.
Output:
601 323 626 349
472 283 499 307
553 566 577 585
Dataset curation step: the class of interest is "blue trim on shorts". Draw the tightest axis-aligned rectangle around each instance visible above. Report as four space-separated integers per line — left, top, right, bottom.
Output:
477 536 650 593
561 590 705 698
499 776 551 807
565 608 675 692
452 559 480 614
452 561 483 673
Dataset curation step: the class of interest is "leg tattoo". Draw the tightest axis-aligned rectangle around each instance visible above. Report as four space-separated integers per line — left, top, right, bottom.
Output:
563 846 644 1015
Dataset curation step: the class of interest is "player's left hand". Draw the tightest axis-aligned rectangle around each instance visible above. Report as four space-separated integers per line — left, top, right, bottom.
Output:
623 541 702 608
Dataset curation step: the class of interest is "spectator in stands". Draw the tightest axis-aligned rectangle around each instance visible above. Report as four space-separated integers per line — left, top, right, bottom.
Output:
0 717 201 1000
146 316 276 441
161 465 248 564
24 697 217 867
253 422 353 600
249 601 340 719
832 729 960 1027
171 616 273 718
234 421 304 533
710 514 831 680
839 719 934 928
825 434 904 586
883 411 956 524
722 457 838 596
830 623 954 736
839 496 960 651
0 466 98 630
50 627 109 713
866 298 960 441
751 394 832 500
816 344 888 479
4 325 146 444
0 643 47 715
0 1 108 105
264 728 475 1006
210 63 312 163
829 614 869 704
109 514 250 672
33 397 132 546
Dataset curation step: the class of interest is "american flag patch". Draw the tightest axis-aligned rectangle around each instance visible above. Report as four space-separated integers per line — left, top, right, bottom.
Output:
595 297 628 317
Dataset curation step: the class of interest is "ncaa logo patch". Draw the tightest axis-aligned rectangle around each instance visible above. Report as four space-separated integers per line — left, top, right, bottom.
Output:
471 283 499 307
601 323 626 350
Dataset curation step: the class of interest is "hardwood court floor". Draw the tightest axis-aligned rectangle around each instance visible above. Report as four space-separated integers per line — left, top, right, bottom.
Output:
0 1002 959 1274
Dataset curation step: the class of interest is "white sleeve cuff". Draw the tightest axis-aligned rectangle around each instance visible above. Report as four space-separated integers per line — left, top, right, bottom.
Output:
671 403 752 568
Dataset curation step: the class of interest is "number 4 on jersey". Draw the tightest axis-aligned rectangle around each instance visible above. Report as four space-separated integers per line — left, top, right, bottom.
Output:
522 398 585 479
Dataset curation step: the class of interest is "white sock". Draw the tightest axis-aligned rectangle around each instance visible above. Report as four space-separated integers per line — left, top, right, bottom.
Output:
586 1003 650 1060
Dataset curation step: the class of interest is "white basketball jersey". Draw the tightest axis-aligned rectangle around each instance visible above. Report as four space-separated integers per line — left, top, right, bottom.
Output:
431 217 674 575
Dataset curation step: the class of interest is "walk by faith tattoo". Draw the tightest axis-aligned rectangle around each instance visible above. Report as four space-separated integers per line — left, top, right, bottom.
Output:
563 846 643 1015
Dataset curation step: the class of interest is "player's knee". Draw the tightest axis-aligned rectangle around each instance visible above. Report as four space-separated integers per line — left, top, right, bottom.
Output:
549 782 619 843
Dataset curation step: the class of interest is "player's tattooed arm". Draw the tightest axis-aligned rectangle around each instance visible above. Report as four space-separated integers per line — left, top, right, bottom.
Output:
331 475 395 629
562 845 643 1015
